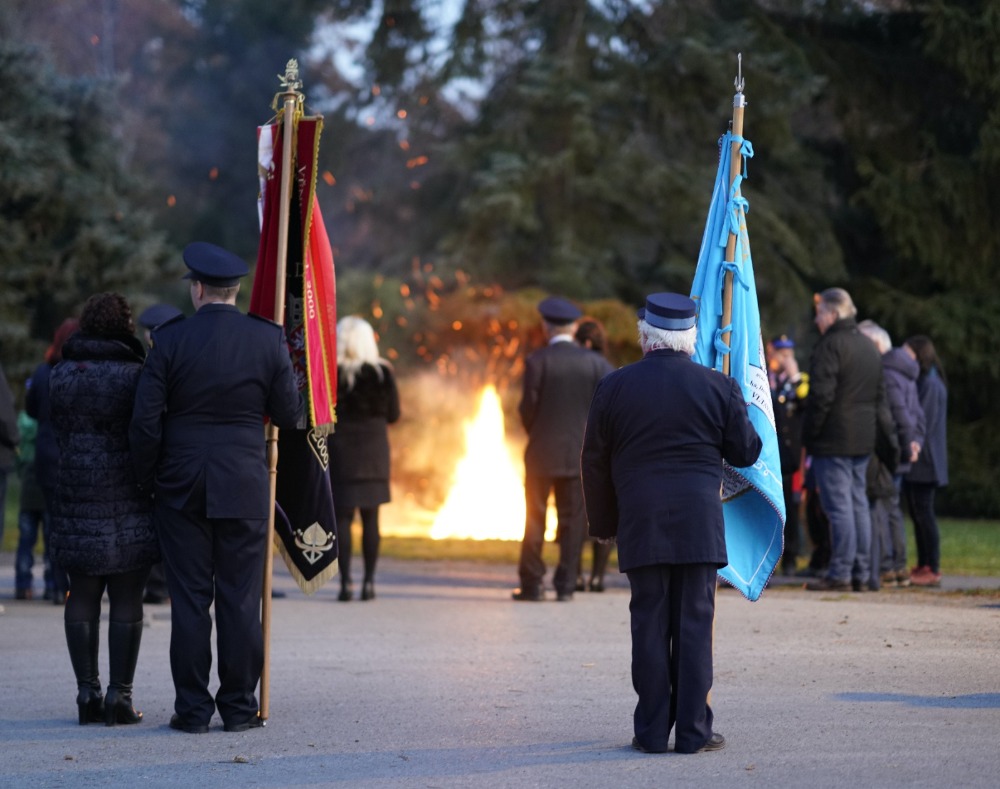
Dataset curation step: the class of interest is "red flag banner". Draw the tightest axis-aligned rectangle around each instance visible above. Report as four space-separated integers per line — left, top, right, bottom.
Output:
252 117 337 428
252 113 339 595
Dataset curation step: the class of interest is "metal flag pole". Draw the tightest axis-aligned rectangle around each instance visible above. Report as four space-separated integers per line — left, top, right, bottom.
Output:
260 59 302 722
720 53 746 377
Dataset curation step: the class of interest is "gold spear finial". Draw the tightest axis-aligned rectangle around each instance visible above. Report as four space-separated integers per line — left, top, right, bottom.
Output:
279 59 302 93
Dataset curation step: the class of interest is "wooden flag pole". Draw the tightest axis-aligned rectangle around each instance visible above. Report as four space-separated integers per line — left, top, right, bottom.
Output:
260 59 302 722
711 54 747 711
720 54 746 377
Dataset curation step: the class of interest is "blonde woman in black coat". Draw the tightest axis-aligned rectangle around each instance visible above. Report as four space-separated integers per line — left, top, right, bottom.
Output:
50 293 158 726
329 316 400 602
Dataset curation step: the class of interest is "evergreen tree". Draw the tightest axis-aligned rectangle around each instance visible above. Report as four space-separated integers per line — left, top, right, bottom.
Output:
0 36 175 384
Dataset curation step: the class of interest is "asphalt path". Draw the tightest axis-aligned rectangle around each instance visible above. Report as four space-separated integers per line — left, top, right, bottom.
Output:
2 554 999 788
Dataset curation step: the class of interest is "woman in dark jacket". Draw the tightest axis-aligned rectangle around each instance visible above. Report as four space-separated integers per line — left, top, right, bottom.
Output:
328 316 400 602
49 293 158 725
904 335 948 587
25 317 79 604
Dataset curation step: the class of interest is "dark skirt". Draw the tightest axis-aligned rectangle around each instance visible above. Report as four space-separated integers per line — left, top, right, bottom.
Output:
331 479 390 510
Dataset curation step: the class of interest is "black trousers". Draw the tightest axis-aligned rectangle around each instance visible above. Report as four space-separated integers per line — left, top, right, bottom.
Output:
627 563 717 753
156 504 267 726
518 472 585 595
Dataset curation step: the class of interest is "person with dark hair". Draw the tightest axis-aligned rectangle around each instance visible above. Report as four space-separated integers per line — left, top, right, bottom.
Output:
328 315 401 602
582 293 761 754
513 297 612 602
26 317 80 604
903 335 948 587
49 292 159 726
130 242 303 734
0 362 18 550
572 317 614 592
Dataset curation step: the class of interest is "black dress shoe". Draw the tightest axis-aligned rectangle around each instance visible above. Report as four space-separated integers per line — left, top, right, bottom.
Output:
631 736 668 754
695 733 726 752
338 585 353 602
511 587 544 601
556 591 574 602
169 714 209 734
589 578 605 593
224 714 265 733
361 580 375 601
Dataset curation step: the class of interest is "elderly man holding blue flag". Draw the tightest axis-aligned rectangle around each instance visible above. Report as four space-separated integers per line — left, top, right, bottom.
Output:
582 292 762 754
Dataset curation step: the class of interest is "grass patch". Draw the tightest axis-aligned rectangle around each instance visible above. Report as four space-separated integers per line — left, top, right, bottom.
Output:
935 518 1000 576
380 535 618 569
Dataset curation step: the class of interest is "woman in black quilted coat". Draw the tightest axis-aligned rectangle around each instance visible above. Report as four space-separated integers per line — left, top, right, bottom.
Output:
328 316 400 602
49 293 159 726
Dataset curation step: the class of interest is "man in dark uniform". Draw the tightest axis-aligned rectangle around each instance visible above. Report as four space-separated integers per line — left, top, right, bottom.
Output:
513 296 613 602
130 242 303 734
135 303 183 606
581 293 761 754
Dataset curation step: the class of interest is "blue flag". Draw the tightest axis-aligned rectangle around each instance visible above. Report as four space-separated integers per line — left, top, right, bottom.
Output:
690 131 785 601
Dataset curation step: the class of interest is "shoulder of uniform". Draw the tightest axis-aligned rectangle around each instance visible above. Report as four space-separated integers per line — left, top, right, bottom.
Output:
152 313 184 332
248 312 283 331
147 313 184 348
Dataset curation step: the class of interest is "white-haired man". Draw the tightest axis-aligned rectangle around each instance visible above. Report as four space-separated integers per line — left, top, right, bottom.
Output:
581 292 761 754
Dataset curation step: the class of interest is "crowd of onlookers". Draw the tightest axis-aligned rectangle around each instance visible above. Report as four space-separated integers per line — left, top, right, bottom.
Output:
770 287 948 592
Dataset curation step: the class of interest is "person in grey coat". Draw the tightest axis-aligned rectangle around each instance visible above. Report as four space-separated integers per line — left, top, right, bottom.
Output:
858 320 925 588
513 296 613 602
582 293 761 755
49 293 159 726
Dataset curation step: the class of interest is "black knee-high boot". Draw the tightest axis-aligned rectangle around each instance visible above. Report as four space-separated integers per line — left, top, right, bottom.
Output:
65 620 104 724
105 621 144 725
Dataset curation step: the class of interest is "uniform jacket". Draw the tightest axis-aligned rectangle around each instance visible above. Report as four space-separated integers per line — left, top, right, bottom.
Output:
328 363 400 485
882 347 925 476
906 368 948 487
49 332 158 575
0 364 18 472
771 371 806 474
129 304 303 519
519 338 613 477
803 317 889 457
581 349 762 572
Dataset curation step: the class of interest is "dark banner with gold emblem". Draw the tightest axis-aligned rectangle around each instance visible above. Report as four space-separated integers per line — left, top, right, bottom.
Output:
272 427 339 595
252 112 339 595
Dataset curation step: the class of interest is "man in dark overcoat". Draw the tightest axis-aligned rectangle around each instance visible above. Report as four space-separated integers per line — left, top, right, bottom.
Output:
581 293 761 754
130 242 303 734
513 296 613 602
